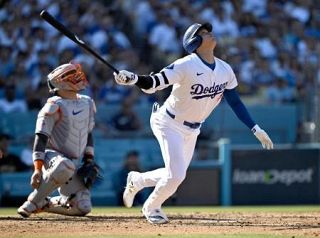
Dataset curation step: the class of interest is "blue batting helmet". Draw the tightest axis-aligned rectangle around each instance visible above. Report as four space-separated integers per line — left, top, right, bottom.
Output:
182 22 212 54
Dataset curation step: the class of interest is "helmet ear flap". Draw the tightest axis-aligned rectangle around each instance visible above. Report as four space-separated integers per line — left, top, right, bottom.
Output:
192 35 202 52
185 35 202 54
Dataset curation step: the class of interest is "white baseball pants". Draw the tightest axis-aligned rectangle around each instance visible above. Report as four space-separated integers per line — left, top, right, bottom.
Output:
137 107 200 210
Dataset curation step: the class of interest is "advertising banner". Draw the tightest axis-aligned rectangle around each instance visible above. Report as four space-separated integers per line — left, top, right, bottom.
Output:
232 148 320 204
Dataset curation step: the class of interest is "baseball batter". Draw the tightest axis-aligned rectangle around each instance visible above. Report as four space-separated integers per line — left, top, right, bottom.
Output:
114 22 273 224
18 62 99 217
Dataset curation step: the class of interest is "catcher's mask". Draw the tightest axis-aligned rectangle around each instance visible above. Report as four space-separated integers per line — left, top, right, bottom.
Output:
47 63 88 93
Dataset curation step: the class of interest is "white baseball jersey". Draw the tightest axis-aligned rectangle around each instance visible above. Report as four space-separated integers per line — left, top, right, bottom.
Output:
35 94 96 160
144 53 238 123
122 53 241 214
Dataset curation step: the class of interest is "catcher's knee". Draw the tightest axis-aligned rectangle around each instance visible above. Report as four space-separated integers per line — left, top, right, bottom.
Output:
75 191 92 215
49 158 75 185
77 200 92 215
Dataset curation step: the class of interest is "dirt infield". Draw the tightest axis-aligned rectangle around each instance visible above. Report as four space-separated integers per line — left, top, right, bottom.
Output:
1 211 320 237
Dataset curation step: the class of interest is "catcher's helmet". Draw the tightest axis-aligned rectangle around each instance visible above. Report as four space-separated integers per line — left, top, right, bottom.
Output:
47 63 88 92
182 22 212 54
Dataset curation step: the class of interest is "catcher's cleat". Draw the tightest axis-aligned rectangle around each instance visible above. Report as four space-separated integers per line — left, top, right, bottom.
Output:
123 171 142 208
142 207 169 224
17 198 50 218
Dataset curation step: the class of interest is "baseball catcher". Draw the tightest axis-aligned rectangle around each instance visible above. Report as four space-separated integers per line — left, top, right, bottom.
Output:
17 62 101 217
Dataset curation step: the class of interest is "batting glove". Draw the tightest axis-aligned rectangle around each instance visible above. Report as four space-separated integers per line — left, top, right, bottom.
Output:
113 70 138 86
252 125 274 150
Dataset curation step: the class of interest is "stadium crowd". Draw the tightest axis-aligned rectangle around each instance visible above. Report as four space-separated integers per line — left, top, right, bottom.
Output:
0 0 319 135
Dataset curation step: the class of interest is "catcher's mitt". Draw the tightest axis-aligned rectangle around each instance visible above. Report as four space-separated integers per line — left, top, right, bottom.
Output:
77 160 103 189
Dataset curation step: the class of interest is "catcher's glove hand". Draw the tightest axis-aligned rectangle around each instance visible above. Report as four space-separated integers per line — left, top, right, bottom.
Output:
77 159 103 189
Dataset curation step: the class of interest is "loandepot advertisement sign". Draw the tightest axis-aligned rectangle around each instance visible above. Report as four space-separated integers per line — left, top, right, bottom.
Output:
231 148 320 205
233 168 314 186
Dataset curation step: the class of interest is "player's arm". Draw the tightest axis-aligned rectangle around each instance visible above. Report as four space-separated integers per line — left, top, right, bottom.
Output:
113 71 170 93
84 97 96 162
77 132 102 189
224 88 273 149
83 132 94 162
113 62 183 94
31 133 48 189
31 99 60 188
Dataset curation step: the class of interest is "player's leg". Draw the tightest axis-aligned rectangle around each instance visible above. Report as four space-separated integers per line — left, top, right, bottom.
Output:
141 132 197 201
122 168 166 207
44 172 91 216
183 132 198 168
123 109 198 213
123 109 167 207
122 120 182 208
142 123 196 223
122 132 169 208
17 153 76 218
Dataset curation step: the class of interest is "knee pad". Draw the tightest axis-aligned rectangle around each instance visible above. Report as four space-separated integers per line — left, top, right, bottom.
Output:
48 158 76 185
75 190 91 215
77 199 91 215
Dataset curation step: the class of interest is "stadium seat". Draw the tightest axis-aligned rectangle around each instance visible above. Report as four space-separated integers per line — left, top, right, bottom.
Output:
0 172 33 199
91 172 117 206
204 104 298 144
0 111 37 139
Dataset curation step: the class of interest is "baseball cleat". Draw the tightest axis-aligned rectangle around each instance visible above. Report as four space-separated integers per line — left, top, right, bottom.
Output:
142 207 169 224
17 201 38 218
17 198 50 218
123 171 141 208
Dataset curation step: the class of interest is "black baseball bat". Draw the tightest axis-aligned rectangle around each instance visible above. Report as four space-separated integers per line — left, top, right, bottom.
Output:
40 10 119 74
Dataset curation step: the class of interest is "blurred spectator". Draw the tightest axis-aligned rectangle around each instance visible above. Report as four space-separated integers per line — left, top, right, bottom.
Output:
0 45 15 78
111 100 142 130
194 129 216 161
98 80 133 105
265 77 296 104
20 137 34 168
0 84 27 113
210 6 239 38
96 100 143 138
114 150 144 206
0 133 30 172
1 0 320 143
252 57 275 86
149 12 180 57
1 0 319 107
25 81 49 110
194 143 211 161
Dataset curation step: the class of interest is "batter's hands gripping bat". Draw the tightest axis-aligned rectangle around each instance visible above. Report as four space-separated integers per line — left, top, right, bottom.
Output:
40 10 119 74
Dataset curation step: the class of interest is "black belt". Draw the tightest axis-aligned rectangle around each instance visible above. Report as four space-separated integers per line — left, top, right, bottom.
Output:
166 109 201 129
